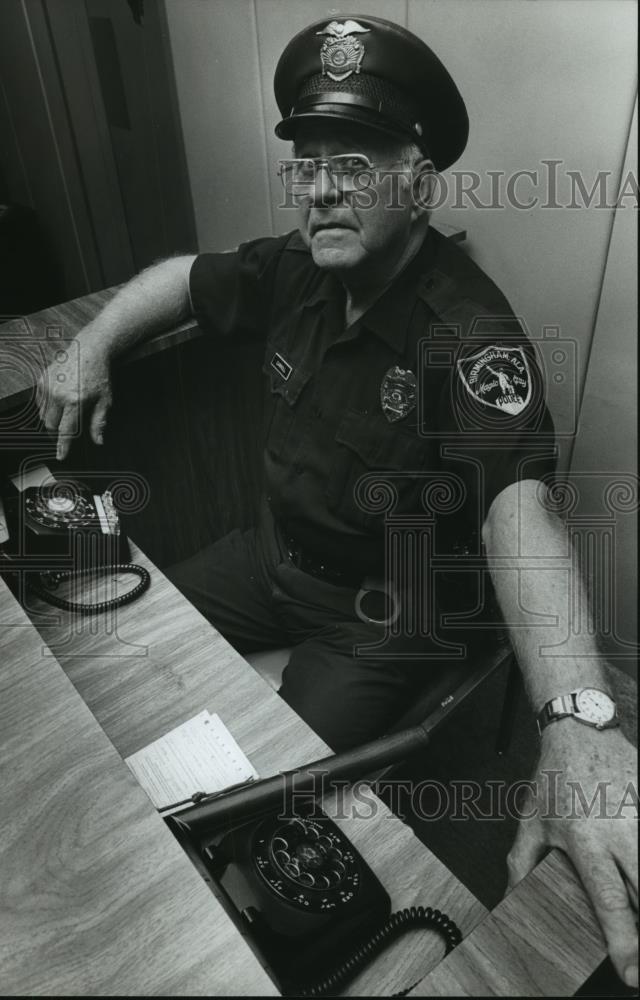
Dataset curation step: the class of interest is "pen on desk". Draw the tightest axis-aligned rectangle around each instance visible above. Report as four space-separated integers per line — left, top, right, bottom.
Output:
158 777 257 814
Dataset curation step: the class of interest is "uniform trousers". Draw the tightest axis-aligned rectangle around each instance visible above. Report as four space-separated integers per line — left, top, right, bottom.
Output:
165 502 480 752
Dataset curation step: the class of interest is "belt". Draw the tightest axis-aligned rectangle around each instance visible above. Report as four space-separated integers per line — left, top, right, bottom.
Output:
282 530 399 624
284 535 365 588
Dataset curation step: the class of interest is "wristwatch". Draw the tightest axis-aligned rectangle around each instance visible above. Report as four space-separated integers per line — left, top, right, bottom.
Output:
536 687 619 735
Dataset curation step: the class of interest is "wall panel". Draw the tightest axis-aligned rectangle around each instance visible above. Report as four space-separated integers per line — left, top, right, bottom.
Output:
41 0 135 285
0 0 103 298
568 101 637 676
163 0 273 251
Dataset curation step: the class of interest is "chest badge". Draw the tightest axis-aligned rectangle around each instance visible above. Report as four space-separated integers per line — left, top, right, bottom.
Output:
457 345 532 414
270 352 293 381
380 366 417 423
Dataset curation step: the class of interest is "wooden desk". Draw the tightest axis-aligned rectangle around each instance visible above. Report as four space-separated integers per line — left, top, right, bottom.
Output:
12 542 488 996
0 579 276 996
413 851 606 996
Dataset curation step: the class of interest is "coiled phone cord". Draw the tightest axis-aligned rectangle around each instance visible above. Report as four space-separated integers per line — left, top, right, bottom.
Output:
27 564 151 614
290 904 462 998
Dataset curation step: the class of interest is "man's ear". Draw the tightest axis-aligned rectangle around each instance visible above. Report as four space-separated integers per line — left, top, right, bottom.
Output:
411 159 437 218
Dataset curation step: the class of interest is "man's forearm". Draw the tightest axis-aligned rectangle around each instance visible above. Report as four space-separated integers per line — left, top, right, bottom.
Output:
37 254 197 458
78 255 196 360
484 484 637 991
482 479 611 713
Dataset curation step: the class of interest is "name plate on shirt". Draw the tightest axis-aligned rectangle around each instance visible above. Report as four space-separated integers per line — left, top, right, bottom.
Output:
270 352 293 380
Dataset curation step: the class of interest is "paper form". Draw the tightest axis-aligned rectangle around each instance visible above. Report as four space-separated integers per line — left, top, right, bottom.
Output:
125 710 259 812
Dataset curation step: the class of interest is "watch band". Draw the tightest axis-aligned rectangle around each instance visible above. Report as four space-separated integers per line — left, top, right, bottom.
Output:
536 693 576 734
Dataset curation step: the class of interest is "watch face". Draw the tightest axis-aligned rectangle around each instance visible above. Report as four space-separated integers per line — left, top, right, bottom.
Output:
575 688 615 724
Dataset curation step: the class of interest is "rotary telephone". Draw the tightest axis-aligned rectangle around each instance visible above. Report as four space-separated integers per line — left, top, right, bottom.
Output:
193 801 461 997
0 477 150 612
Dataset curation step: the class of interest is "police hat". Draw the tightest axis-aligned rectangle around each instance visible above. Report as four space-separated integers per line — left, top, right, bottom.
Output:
274 15 468 171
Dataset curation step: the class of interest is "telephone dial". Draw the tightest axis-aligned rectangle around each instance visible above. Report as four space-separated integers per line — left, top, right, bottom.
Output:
0 479 150 612
193 802 462 997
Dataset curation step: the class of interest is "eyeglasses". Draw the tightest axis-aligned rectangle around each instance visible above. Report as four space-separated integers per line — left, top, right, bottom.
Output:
278 153 408 192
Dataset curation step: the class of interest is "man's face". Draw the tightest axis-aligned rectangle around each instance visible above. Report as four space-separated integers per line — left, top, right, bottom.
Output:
290 120 420 281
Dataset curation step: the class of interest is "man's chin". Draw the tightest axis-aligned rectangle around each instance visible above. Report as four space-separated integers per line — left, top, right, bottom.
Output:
310 240 361 272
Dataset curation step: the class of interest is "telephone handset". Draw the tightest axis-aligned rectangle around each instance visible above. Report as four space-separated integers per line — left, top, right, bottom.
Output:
197 802 461 997
0 480 150 612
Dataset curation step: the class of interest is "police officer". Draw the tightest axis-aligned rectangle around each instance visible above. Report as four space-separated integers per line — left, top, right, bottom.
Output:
165 15 558 753
38 15 637 988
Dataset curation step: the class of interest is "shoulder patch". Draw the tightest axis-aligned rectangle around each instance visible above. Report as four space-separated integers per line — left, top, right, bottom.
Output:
457 345 531 415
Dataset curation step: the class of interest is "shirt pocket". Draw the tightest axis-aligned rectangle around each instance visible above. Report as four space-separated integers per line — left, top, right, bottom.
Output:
325 409 432 531
262 352 312 458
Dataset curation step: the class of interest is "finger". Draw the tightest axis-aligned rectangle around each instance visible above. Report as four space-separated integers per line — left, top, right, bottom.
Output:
613 840 639 912
89 395 111 446
36 370 58 426
56 403 80 461
506 819 547 891
575 852 639 989
35 367 52 411
41 396 64 435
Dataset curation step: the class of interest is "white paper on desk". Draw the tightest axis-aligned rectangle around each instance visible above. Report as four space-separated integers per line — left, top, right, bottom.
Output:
125 710 259 811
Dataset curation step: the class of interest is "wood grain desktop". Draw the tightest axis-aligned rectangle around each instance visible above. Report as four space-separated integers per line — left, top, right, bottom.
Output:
413 851 606 997
0 580 277 996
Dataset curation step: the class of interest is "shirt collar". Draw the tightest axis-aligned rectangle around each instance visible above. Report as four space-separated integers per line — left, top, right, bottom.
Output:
356 230 436 353
304 268 338 308
302 229 437 354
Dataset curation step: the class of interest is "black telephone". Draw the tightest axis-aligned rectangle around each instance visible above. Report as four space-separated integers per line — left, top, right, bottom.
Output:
191 801 461 997
0 478 150 612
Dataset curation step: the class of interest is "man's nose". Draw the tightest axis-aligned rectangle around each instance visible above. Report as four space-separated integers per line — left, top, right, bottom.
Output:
312 163 340 206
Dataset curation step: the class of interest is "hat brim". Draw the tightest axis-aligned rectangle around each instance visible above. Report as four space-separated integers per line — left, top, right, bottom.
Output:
275 107 428 156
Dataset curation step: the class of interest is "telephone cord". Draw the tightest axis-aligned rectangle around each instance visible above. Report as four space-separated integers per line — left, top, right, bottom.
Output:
27 564 151 614
290 904 462 997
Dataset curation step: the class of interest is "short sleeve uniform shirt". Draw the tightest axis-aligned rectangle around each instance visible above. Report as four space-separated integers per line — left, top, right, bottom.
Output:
190 227 557 580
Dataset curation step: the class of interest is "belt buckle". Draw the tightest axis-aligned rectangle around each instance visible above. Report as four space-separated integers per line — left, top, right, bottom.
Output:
355 576 401 626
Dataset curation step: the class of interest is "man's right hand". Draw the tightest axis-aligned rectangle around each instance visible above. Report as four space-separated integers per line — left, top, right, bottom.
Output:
34 255 196 460
36 329 113 461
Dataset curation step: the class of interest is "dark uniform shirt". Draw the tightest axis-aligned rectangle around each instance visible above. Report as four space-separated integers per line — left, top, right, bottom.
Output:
190 226 557 582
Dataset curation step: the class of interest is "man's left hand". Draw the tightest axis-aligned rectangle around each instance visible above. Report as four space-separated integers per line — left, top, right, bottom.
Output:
506 723 638 989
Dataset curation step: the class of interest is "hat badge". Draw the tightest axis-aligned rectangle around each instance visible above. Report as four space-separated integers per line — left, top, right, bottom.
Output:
316 20 369 82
